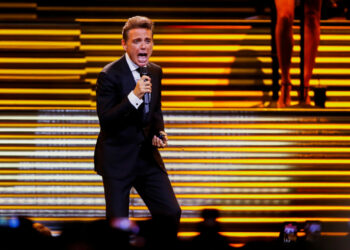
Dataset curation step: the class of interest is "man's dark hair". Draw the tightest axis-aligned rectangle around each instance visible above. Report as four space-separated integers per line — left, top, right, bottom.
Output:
122 16 154 41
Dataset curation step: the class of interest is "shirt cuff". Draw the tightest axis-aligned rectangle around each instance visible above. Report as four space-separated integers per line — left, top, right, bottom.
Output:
128 91 143 109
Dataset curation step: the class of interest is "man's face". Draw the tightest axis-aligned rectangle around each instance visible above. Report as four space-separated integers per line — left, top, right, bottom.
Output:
122 28 153 67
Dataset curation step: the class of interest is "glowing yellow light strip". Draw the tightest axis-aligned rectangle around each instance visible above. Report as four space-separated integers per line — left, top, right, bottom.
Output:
162 90 265 97
231 244 246 248
87 56 268 63
163 147 350 153
0 75 80 80
168 171 350 176
171 182 350 187
162 101 264 108
158 67 350 75
327 91 350 97
167 123 350 129
152 56 247 63
80 44 350 52
280 79 350 86
166 106 350 111
178 232 348 237
0 123 98 127
181 217 350 223
0 89 91 94
0 170 94 174
318 46 350 52
178 232 200 237
327 102 350 108
217 217 350 223
86 67 272 74
0 69 85 75
223 232 348 237
84 77 275 86
2 170 350 176
0 146 94 150
164 78 230 85
289 34 350 41
177 232 278 237
27 217 350 223
176 194 350 200
89 66 350 75
81 34 350 41
0 158 340 164
0 58 86 63
0 41 80 47
291 68 350 75
87 78 350 87
41 7 255 12
161 90 350 97
165 159 350 164
1 181 350 187
0 158 93 162
80 45 270 51
1 146 348 153
0 194 103 198
170 206 350 211
0 205 104 209
0 106 95 110
0 181 99 186
0 29 80 35
75 18 263 23
0 135 96 138
66 55 350 64
82 34 271 40
221 232 279 237
0 100 92 105
5 194 350 200
168 135 350 141
314 57 350 63
157 90 316 97
1 205 350 211
162 78 273 86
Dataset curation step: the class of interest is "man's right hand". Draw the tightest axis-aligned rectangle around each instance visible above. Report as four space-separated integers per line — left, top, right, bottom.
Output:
133 75 152 99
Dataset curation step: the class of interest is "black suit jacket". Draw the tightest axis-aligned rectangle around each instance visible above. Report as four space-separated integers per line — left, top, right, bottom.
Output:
94 55 166 178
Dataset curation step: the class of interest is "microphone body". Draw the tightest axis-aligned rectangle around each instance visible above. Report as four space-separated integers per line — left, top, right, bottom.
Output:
139 66 150 113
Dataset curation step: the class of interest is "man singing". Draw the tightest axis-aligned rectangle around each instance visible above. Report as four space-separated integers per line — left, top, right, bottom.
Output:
94 16 181 240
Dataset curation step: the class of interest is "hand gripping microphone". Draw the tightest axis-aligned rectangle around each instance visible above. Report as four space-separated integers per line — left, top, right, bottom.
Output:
139 66 150 113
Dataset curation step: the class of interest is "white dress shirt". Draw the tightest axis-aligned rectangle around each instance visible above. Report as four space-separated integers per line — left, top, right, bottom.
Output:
125 53 143 109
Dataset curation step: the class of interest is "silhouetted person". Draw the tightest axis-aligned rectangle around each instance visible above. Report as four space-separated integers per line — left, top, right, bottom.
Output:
190 209 231 250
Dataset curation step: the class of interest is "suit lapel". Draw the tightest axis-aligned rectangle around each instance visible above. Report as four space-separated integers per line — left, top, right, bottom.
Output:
148 64 158 113
119 56 136 95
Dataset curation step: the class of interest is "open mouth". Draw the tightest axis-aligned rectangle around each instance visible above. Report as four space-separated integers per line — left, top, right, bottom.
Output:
137 53 148 63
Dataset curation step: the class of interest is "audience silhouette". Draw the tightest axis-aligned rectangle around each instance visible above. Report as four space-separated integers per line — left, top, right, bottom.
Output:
1 214 349 250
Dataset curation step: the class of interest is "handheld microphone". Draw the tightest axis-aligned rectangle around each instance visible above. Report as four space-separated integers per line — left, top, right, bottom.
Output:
139 66 150 113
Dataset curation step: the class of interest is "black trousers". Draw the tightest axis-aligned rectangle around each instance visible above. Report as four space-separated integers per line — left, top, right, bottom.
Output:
102 148 181 222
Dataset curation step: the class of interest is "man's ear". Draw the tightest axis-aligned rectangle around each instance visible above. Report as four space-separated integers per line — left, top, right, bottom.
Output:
121 39 127 51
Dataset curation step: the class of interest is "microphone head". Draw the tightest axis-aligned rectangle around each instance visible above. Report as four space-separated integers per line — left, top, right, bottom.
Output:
139 66 148 77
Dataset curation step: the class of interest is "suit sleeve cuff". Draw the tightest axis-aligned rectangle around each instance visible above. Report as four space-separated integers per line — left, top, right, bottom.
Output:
128 91 143 109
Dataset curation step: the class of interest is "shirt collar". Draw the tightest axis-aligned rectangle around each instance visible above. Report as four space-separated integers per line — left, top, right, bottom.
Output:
125 53 139 72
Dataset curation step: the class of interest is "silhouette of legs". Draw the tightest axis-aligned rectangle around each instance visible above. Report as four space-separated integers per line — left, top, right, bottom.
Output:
303 0 322 104
275 0 294 107
274 0 322 107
